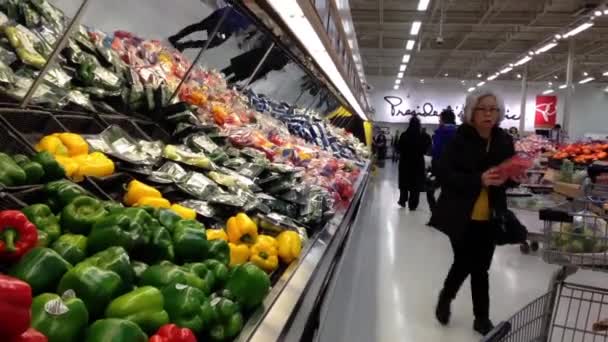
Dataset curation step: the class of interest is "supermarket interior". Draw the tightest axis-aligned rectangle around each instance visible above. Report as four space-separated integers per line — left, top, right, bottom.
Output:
2 0 608 341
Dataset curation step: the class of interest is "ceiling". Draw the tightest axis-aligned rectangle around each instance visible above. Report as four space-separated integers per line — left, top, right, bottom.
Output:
351 0 608 84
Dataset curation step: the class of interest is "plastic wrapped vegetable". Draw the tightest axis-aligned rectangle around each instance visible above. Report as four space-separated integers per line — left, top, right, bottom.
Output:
5 26 46 69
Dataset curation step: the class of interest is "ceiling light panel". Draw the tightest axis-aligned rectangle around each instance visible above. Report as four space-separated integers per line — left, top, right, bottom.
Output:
410 21 421 36
399 64 407 72
514 56 532 66
579 77 595 84
477 81 486 87
467 87 475 92
487 75 498 81
402 54 411 63
563 22 594 38
397 72 403 79
395 79 401 85
417 0 430 11
500 67 513 74
535 42 558 54
406 40 415 50
543 89 554 95
559 84 567 89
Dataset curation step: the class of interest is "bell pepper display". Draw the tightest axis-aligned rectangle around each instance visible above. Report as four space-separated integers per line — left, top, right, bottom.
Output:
53 155 79 179
13 154 45 184
225 262 270 310
207 239 230 265
181 263 215 295
71 152 115 181
227 213 258 244
132 261 149 281
105 286 169 334
9 247 72 295
169 204 196 220
36 136 68 157
51 133 89 157
44 180 89 211
206 229 228 241
80 246 134 289
152 208 182 232
256 234 278 248
124 179 162 206
32 152 65 182
161 283 210 334
84 318 148 342
228 243 249 266
0 152 27 186
149 324 196 342
31 292 89 342
7 328 48 342
276 230 302 263
172 219 209 262
0 274 32 339
36 230 50 248
205 293 244 341
201 259 229 290
60 196 107 235
136 196 171 209
86 208 151 255
0 210 37 261
22 204 61 243
50 234 87 265
249 238 279 273
139 263 207 293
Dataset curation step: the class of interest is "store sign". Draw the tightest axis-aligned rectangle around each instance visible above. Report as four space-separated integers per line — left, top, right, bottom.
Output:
534 95 557 128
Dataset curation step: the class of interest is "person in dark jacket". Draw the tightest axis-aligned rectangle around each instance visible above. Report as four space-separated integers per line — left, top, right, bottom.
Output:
398 116 430 209
426 109 458 212
431 90 515 335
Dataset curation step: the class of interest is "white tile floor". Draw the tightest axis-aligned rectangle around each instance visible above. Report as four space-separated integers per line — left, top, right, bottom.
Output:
317 164 608 342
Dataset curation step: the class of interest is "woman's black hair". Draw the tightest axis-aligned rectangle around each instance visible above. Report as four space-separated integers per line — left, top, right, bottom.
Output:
407 115 421 133
440 109 456 124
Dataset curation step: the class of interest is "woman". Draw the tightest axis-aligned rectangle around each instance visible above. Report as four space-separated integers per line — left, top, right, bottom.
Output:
398 116 429 209
431 90 515 335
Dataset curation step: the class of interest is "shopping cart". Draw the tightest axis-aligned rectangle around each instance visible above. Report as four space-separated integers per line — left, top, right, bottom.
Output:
483 181 608 341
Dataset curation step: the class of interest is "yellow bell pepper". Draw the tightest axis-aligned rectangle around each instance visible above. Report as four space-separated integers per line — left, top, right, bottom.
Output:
123 180 162 206
36 135 68 156
229 242 250 266
134 196 171 208
53 133 88 156
170 204 197 220
207 229 228 241
257 234 277 248
276 230 302 263
53 155 79 178
250 239 279 273
72 152 115 181
227 213 258 244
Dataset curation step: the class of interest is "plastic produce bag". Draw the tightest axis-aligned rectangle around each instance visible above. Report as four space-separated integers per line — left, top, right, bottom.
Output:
5 25 46 69
163 144 217 171
88 125 164 166
149 161 188 183
29 0 65 31
178 200 217 218
0 59 15 85
177 171 219 200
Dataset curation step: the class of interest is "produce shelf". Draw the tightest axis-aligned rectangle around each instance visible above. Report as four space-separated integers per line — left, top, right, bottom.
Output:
0 109 67 147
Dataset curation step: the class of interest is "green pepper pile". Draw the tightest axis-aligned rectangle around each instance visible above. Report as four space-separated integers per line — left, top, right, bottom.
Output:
0 151 65 188
2 179 271 341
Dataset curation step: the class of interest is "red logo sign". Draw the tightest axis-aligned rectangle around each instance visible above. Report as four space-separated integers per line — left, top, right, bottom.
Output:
534 95 557 128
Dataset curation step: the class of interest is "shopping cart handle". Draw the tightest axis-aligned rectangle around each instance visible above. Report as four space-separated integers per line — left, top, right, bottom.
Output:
479 321 511 342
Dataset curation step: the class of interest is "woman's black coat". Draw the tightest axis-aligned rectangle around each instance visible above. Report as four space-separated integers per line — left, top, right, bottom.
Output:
398 129 430 191
429 124 515 240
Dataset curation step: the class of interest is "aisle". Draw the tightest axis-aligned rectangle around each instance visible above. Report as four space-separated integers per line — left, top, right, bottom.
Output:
317 164 605 342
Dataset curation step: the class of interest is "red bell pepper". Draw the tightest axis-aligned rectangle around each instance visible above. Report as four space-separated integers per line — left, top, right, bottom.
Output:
149 324 196 342
8 328 47 342
0 210 38 261
0 274 32 339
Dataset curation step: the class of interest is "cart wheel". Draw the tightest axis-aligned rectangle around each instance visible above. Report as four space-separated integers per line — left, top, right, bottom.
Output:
520 242 530 254
530 241 539 252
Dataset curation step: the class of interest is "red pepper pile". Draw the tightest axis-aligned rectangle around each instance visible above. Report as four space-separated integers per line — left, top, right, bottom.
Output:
0 274 46 341
149 324 196 342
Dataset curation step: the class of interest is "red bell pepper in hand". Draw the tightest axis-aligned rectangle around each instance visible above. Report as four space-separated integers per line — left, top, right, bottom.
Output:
149 324 196 342
0 210 38 261
0 274 32 339
8 328 48 342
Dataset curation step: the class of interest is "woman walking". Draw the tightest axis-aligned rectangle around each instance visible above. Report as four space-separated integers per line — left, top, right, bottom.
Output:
431 90 515 335
398 116 429 210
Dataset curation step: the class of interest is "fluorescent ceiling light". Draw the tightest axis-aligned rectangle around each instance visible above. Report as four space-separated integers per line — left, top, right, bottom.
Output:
444 73 449 77
583 71 589 76
559 84 567 89
477 81 486 87
516 73 522 79
477 73 482 78
604 86 608 93
394 85 399 90
579 77 595 84
417 0 430 11
397 72 404 79
266 0 367 120
542 89 554 95
535 42 558 54
420 79 425 83
399 64 407 72
605 9 608 15
467 87 476 92
500 67 513 74
603 71 608 76
410 21 422 36
595 10 603 16
402 54 411 63
487 75 498 81
406 40 415 50
514 56 532 66
395 79 401 85
563 22 594 38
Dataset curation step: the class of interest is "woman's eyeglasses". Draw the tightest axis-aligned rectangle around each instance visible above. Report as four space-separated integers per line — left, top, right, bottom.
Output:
474 107 500 114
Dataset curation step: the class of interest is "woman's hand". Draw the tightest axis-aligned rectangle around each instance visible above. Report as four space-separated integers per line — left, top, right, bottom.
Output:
481 169 505 187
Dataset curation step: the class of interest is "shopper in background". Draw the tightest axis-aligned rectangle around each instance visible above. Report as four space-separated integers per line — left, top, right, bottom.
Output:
426 109 457 213
431 90 515 335
398 116 430 209
392 130 400 162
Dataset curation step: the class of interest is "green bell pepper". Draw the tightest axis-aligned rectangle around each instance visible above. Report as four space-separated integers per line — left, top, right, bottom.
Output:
22 203 61 243
10 247 72 295
145 223 174 263
103 200 124 213
225 262 270 311
182 262 215 295
31 291 89 342
105 286 169 334
206 293 244 341
173 219 209 262
139 262 207 292
51 234 87 264
33 151 65 182
85 318 147 342
79 58 96 85
61 195 107 235
45 180 88 211
162 283 212 334
13 154 45 184
36 229 50 247
201 259 229 290
81 246 134 289
131 261 148 281
0 152 26 186
208 239 230 265
153 208 182 232
86 208 150 255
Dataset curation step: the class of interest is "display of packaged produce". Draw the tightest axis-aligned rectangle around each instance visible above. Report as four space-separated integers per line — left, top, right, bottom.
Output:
515 134 556 156
552 141 608 165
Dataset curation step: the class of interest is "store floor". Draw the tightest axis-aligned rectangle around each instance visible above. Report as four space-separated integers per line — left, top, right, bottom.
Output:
318 164 607 342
